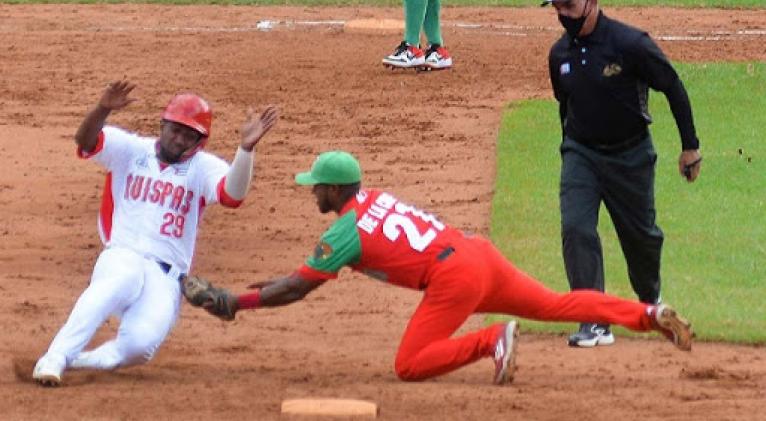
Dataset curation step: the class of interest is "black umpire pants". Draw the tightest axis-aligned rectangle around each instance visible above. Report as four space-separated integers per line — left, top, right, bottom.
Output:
559 134 663 305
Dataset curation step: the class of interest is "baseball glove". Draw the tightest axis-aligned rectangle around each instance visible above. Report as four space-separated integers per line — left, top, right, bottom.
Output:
182 275 238 321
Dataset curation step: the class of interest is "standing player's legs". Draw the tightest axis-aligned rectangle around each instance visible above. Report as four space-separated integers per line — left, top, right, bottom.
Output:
33 247 145 385
560 138 613 346
382 0 427 68
422 0 453 70
394 244 505 381
404 0 427 47
70 257 181 369
601 137 663 305
422 0 442 46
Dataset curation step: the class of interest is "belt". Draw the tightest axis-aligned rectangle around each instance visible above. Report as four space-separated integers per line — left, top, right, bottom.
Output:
436 246 455 261
577 129 649 154
157 261 186 282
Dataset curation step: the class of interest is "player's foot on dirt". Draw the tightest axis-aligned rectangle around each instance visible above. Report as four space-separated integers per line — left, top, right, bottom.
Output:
33 353 66 387
423 44 452 70
568 323 615 347
493 320 519 385
382 41 425 69
650 304 693 351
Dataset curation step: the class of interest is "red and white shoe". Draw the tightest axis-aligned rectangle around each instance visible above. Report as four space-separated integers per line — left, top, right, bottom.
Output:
423 44 453 70
493 321 519 385
382 41 425 69
650 304 693 351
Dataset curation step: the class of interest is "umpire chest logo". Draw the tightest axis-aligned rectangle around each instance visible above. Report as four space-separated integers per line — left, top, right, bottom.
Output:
603 63 622 77
560 62 571 75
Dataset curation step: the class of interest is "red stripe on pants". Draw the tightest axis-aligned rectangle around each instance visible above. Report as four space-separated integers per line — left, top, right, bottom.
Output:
394 236 653 381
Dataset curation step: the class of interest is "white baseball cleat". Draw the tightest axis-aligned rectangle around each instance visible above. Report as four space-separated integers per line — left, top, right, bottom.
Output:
423 44 453 70
493 320 520 385
382 41 425 69
33 354 66 387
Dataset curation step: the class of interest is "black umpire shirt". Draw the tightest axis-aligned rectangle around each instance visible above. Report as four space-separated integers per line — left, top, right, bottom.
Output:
549 11 699 151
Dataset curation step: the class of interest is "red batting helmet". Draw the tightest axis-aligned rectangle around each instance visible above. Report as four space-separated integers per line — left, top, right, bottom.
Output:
161 93 212 139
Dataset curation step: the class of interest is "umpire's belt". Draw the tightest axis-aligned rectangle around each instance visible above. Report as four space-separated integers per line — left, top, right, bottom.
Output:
157 261 186 282
576 129 648 154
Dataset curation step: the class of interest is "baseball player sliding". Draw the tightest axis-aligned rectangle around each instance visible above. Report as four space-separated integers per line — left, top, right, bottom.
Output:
184 151 693 385
33 80 279 386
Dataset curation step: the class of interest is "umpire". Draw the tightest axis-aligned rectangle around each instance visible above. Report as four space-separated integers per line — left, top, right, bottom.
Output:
542 0 702 347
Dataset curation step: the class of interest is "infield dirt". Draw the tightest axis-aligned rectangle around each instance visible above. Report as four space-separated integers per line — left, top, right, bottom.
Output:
0 5 764 420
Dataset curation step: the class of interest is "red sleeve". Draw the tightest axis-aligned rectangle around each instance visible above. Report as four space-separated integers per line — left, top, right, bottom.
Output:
216 177 244 208
297 264 338 281
77 131 105 159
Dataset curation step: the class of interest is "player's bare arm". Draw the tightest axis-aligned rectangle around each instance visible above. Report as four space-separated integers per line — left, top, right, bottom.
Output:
182 272 324 321
255 273 325 307
74 80 137 152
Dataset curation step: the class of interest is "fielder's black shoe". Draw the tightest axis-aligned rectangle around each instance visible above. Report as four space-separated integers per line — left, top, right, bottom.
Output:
568 323 615 347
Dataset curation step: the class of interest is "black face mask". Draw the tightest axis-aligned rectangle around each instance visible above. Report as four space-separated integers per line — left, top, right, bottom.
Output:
558 0 591 38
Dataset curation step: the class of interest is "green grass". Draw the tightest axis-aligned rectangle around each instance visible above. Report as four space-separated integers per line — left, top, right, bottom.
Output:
1 0 764 8
490 62 766 344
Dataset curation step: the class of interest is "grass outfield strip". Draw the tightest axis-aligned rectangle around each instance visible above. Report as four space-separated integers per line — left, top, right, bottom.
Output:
490 62 766 344
1 0 765 8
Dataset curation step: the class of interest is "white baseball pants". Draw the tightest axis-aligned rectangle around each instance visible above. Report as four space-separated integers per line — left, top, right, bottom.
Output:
41 247 182 370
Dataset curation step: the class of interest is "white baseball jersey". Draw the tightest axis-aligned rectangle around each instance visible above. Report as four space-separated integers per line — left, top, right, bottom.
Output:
78 125 231 273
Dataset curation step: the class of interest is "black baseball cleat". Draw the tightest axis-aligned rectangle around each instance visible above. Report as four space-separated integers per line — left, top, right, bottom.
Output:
568 323 615 347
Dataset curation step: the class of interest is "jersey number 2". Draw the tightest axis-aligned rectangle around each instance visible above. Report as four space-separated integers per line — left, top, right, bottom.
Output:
382 204 444 252
160 212 185 238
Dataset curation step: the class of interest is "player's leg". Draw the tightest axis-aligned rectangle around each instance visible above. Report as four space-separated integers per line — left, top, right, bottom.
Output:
394 246 505 382
478 238 653 331
422 0 452 70
70 258 181 369
560 138 613 346
493 241 691 350
478 250 691 350
33 248 144 385
602 136 663 305
382 0 427 68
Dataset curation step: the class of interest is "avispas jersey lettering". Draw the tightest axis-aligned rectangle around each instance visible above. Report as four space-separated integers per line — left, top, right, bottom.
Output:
78 125 233 272
298 189 463 290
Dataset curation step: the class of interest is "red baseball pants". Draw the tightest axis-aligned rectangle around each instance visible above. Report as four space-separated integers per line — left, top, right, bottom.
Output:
394 235 654 381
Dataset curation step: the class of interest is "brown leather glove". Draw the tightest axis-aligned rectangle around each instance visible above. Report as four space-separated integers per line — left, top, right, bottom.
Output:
182 275 239 321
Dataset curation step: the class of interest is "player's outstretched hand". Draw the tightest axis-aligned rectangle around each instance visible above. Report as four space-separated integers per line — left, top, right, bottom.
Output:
182 275 238 321
240 105 279 152
99 80 137 111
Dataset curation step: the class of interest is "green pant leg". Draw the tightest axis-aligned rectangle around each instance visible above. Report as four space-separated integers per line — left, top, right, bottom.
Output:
423 0 443 46
404 0 428 46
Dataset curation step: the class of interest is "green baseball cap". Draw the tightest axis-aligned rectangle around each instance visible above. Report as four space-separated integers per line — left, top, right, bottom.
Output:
295 151 362 185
